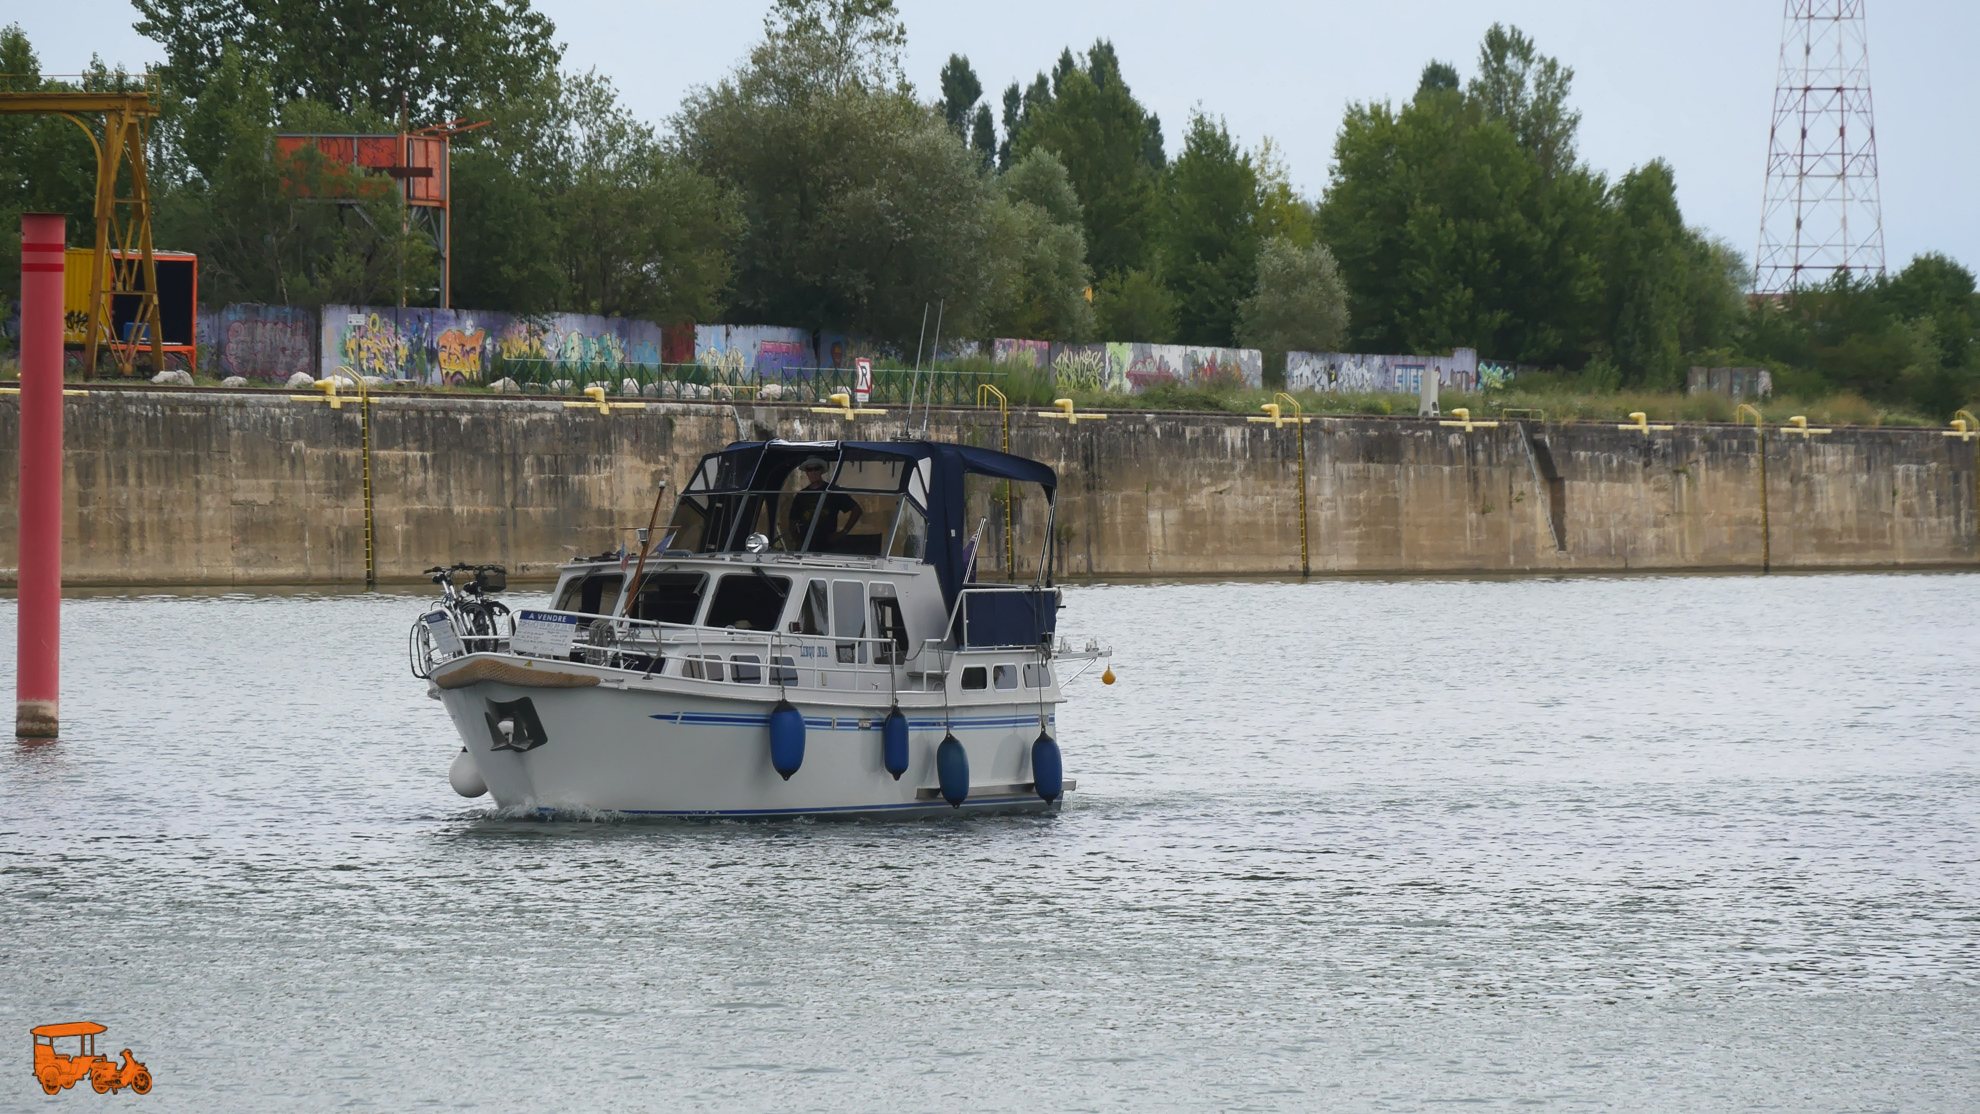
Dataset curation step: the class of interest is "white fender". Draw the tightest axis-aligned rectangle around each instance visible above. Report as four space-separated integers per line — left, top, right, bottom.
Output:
449 748 488 798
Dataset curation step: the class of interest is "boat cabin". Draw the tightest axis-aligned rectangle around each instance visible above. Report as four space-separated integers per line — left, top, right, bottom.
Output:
532 440 1062 683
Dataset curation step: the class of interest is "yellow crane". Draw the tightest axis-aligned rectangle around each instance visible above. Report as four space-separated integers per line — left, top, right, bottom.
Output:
1 73 165 377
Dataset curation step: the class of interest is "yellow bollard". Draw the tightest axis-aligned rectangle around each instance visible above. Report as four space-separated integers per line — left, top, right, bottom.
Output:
562 384 646 415
1036 398 1106 425
1780 415 1831 438
1438 407 1500 432
810 391 886 420
1617 411 1673 433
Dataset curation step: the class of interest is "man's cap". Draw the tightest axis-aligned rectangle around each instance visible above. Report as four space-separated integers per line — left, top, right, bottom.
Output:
801 456 828 470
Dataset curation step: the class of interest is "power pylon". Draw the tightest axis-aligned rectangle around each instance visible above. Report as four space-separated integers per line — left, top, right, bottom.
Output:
1754 0 1886 294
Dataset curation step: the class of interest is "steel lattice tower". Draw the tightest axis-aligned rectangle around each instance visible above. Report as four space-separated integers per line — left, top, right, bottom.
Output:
1754 0 1886 294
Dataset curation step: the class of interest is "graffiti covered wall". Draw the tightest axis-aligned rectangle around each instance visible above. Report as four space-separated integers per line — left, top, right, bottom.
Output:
1286 348 1479 393
212 304 317 381
321 306 668 385
992 339 1263 393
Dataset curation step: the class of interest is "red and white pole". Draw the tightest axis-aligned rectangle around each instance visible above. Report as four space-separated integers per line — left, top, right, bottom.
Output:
17 213 64 738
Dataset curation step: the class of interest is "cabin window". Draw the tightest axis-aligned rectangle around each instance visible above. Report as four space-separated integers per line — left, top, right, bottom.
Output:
627 572 705 625
960 666 988 690
870 595 908 665
771 655 798 685
730 654 763 684
703 573 791 631
833 580 866 663
663 495 712 553
993 664 1018 690
833 457 907 491
681 655 725 682
889 500 928 559
1024 662 1052 688
799 580 830 635
555 572 623 616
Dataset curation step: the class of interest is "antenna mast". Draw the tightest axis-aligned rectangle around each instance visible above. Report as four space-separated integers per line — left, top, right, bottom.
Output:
1754 0 1886 294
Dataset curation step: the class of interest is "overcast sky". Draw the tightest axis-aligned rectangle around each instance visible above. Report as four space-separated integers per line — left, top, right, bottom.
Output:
19 1 1980 276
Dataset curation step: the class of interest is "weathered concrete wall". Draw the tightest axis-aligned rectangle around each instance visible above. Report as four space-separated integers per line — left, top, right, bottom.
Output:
0 389 1974 584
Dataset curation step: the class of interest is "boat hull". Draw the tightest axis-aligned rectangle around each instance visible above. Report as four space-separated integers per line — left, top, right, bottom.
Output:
432 655 1063 819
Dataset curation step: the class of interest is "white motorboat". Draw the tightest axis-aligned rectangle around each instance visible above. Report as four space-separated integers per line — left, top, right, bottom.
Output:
410 438 1111 819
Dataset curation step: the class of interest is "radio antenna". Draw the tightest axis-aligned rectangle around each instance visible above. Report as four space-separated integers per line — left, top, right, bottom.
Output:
906 302 930 419
920 299 944 435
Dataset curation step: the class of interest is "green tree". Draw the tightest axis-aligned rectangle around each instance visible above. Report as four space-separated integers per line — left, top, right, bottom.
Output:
132 0 561 120
1605 160 1691 387
156 49 437 305
550 74 739 322
1156 111 1260 347
676 0 992 342
0 26 101 305
1009 40 1161 279
936 53 980 135
1092 268 1176 343
980 149 1093 341
1468 23 1579 179
1253 137 1316 248
1237 235 1349 380
1317 26 1608 364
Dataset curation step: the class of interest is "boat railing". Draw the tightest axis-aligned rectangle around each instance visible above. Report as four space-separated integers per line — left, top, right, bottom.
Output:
519 609 934 692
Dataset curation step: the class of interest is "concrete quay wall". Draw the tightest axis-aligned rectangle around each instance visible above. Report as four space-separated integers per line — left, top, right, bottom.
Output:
0 389 1974 584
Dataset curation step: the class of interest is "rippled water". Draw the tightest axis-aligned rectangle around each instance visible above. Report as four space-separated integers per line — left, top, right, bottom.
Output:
2 574 1977 1111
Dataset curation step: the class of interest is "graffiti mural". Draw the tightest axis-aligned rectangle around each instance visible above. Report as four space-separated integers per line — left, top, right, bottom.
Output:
1050 344 1111 391
436 327 486 382
1117 344 1262 392
994 338 1261 394
322 305 668 386
694 324 819 380
992 338 1051 368
1286 347 1479 393
213 304 316 381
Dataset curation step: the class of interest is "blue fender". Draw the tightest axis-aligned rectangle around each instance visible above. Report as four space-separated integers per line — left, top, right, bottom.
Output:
936 733 969 808
883 706 910 780
769 699 805 780
1031 731 1063 802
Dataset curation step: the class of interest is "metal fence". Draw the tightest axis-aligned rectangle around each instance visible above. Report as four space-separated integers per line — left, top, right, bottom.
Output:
486 358 1000 407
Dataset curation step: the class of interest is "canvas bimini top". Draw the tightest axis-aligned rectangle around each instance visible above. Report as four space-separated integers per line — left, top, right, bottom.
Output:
663 439 1057 605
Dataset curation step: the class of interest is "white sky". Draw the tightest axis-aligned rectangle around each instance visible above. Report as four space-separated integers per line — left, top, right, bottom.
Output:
17 1 1979 276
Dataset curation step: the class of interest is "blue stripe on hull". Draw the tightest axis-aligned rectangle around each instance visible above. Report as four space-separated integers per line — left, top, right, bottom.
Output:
536 795 1056 819
653 712 1052 731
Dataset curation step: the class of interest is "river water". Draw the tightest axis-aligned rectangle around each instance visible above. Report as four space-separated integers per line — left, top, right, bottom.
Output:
1 574 1976 1111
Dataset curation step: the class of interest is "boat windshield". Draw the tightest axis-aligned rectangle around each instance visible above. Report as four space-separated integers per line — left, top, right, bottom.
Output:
664 445 929 558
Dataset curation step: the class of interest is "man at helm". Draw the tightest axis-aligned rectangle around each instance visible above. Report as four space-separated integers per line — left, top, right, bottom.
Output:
786 456 861 550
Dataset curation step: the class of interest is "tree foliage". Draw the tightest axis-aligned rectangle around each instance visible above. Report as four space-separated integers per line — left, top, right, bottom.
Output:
1008 41 1163 280
133 0 560 120
1238 236 1349 374
1157 112 1260 346
0 26 102 302
980 149 1093 342
676 0 991 342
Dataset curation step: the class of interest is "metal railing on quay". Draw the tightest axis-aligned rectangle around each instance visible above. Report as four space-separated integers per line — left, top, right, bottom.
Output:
483 360 1002 408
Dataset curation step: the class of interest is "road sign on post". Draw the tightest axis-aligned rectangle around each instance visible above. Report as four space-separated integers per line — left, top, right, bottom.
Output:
854 358 873 406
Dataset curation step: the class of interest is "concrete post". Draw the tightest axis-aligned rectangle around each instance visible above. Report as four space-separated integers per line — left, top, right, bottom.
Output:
17 213 65 737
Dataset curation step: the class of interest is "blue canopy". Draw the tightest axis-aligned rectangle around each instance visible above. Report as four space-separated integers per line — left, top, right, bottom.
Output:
707 440 1056 605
